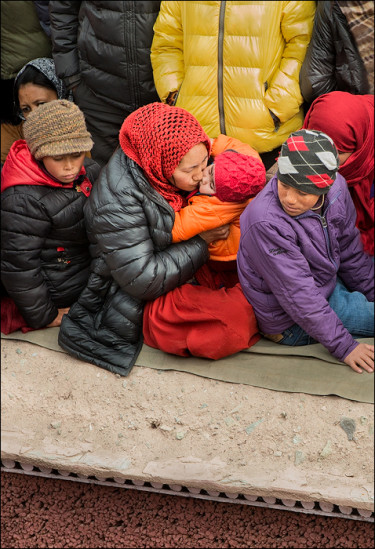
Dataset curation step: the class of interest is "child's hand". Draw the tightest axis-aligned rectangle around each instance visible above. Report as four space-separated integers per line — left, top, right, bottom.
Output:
199 224 230 244
343 343 374 374
46 308 70 328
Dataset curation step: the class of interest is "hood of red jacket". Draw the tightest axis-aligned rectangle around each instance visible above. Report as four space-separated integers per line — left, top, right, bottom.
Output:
1 140 86 193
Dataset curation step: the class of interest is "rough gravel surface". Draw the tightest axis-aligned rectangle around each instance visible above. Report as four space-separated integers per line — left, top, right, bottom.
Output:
1 472 374 548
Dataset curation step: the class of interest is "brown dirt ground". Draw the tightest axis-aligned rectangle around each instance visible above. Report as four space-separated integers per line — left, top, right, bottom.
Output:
1 471 374 548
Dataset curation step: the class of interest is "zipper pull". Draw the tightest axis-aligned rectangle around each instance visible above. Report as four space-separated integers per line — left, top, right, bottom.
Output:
321 215 327 228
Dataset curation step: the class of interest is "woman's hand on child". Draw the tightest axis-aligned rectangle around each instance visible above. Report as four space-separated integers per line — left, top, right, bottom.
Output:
344 343 374 374
199 224 230 244
47 308 71 328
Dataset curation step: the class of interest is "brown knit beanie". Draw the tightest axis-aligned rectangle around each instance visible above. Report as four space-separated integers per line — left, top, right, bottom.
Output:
23 99 93 160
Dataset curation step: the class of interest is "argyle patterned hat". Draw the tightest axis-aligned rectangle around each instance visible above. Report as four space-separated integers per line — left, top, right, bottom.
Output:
277 129 339 195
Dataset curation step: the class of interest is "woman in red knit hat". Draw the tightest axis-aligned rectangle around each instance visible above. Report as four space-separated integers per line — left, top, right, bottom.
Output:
58 102 260 377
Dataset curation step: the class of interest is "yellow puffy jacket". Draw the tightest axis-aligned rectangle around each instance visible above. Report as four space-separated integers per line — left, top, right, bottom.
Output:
151 1 316 153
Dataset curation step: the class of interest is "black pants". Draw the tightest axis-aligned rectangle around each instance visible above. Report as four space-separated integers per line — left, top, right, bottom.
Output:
73 80 131 167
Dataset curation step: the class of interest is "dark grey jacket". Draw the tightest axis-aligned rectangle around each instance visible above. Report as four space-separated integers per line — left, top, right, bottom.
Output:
1 156 100 329
49 1 160 111
58 150 209 376
33 0 52 37
300 1 369 105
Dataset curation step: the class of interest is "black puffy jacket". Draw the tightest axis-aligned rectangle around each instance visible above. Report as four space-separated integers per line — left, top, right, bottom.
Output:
49 1 161 111
58 150 209 376
299 0 369 104
1 150 100 329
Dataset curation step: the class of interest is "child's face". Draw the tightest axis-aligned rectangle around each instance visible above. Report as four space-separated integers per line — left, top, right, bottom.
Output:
277 180 322 216
199 164 216 195
42 152 86 183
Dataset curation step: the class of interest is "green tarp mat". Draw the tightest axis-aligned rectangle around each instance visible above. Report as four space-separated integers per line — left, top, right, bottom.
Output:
1 329 373 403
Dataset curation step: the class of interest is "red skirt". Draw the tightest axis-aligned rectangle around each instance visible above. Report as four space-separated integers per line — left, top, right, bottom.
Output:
143 264 260 359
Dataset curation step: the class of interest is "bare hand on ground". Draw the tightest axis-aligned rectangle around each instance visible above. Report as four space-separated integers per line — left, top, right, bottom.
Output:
199 224 230 244
344 343 374 374
47 308 70 328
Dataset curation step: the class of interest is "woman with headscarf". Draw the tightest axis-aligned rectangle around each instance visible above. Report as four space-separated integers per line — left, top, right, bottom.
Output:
1 57 72 165
58 102 260 377
303 91 374 255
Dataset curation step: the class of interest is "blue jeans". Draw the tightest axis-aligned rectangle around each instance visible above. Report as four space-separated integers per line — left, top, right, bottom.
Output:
278 278 374 347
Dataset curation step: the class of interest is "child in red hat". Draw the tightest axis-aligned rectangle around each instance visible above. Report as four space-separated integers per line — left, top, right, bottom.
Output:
172 149 266 261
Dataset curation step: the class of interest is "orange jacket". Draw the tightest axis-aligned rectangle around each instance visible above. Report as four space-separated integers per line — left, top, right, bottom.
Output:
172 134 261 261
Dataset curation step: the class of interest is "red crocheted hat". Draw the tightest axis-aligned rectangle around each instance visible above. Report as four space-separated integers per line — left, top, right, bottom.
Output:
214 151 266 202
119 102 211 211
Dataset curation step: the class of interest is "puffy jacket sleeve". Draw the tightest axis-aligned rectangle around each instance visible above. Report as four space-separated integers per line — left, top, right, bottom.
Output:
336 182 374 302
172 198 247 243
87 183 209 302
48 0 82 88
1 193 58 328
151 1 184 103
238 218 358 362
299 2 337 104
265 1 316 122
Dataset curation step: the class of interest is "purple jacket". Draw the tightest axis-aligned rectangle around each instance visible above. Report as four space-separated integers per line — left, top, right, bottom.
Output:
237 174 374 361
